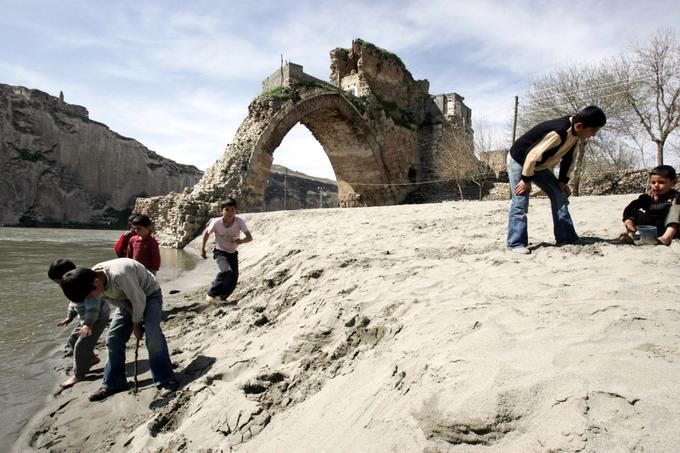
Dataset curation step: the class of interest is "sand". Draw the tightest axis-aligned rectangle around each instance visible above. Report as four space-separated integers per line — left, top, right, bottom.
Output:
13 194 680 452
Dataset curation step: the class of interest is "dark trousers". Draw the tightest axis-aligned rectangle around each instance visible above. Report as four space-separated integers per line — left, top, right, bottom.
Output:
208 250 239 299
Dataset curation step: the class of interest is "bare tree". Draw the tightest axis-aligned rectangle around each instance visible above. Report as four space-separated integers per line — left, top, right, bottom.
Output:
433 121 495 200
616 28 680 166
518 62 634 194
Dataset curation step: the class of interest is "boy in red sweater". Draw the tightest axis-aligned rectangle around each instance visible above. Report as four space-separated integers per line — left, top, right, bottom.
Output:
126 214 161 274
114 214 136 257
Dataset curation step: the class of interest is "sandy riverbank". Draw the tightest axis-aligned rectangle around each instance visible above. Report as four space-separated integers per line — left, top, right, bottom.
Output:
14 194 680 452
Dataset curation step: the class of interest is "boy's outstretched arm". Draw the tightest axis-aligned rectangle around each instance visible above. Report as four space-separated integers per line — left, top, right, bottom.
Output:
200 229 210 259
57 304 77 326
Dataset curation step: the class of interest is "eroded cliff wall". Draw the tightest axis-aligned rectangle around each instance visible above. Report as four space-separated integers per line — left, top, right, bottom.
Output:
0 84 202 226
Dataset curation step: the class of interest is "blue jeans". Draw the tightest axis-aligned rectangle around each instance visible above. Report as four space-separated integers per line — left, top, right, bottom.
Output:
102 290 174 390
70 316 108 375
506 154 578 248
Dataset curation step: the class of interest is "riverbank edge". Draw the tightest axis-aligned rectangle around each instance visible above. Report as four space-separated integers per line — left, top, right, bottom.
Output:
11 240 214 452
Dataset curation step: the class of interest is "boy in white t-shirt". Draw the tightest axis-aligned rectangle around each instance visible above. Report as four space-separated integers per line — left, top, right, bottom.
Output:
200 198 253 303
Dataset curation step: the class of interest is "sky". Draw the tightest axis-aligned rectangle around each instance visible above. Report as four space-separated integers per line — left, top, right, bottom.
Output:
2 0 679 180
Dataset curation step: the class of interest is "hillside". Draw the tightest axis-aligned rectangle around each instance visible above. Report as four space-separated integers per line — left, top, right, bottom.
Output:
0 83 202 227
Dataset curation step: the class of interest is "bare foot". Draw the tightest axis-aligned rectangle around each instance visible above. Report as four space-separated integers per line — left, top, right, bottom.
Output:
60 374 84 389
658 236 672 246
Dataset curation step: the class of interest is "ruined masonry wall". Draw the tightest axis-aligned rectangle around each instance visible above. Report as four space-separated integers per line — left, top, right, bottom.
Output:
136 40 474 248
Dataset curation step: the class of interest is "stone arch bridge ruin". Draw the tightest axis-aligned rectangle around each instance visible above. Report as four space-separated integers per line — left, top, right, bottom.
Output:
137 39 475 248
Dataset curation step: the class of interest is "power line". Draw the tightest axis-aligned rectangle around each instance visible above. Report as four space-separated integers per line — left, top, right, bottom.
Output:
248 162 471 188
527 73 646 98
519 87 637 116
518 69 680 115
526 55 680 97
524 69 680 104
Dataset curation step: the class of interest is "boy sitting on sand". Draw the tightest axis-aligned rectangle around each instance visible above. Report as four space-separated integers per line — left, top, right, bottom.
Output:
60 258 178 401
620 165 680 246
49 259 109 389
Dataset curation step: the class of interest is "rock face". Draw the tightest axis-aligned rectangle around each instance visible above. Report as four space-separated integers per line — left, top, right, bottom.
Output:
0 83 202 226
264 165 338 211
137 39 474 248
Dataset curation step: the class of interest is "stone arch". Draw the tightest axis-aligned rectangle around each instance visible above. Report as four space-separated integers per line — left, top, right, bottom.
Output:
243 88 396 208
137 43 477 248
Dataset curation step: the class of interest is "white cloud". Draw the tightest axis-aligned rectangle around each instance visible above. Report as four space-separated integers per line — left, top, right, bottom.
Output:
2 0 680 179
0 63 56 92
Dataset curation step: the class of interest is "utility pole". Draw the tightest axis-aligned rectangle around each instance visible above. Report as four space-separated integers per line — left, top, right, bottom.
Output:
511 95 519 144
283 168 288 210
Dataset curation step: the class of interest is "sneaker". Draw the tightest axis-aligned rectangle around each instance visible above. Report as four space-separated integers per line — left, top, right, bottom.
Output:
158 381 179 398
510 246 531 255
88 384 129 402
205 294 217 303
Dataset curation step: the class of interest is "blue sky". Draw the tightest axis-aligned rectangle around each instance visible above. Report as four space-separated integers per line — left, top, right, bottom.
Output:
2 0 679 179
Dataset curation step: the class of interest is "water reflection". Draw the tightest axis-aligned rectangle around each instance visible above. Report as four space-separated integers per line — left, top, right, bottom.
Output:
157 247 200 283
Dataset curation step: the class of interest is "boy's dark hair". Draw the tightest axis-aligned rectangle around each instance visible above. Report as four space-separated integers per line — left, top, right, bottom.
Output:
573 106 607 128
220 197 238 210
650 165 677 181
48 258 76 280
61 267 97 303
131 214 152 228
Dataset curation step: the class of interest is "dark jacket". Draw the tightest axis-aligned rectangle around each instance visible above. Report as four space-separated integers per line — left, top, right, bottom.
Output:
510 116 579 183
622 189 680 231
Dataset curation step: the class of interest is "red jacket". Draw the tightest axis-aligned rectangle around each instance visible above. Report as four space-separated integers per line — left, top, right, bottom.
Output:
126 235 161 273
114 230 135 258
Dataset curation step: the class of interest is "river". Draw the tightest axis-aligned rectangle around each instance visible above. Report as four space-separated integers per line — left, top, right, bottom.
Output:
0 227 199 451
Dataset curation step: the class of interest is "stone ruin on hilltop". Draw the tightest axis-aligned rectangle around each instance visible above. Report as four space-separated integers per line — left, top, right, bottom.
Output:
137 39 476 248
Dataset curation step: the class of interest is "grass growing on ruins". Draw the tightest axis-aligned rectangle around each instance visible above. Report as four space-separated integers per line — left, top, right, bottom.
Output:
262 81 369 116
262 86 294 101
355 39 407 71
376 95 416 130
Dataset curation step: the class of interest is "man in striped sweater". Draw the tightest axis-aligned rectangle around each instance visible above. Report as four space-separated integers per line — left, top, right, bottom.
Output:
507 106 606 254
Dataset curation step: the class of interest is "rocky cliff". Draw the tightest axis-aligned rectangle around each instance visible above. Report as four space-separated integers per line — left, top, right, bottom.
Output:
0 83 202 227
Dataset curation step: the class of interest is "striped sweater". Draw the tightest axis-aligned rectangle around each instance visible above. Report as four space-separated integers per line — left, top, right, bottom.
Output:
509 116 579 183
